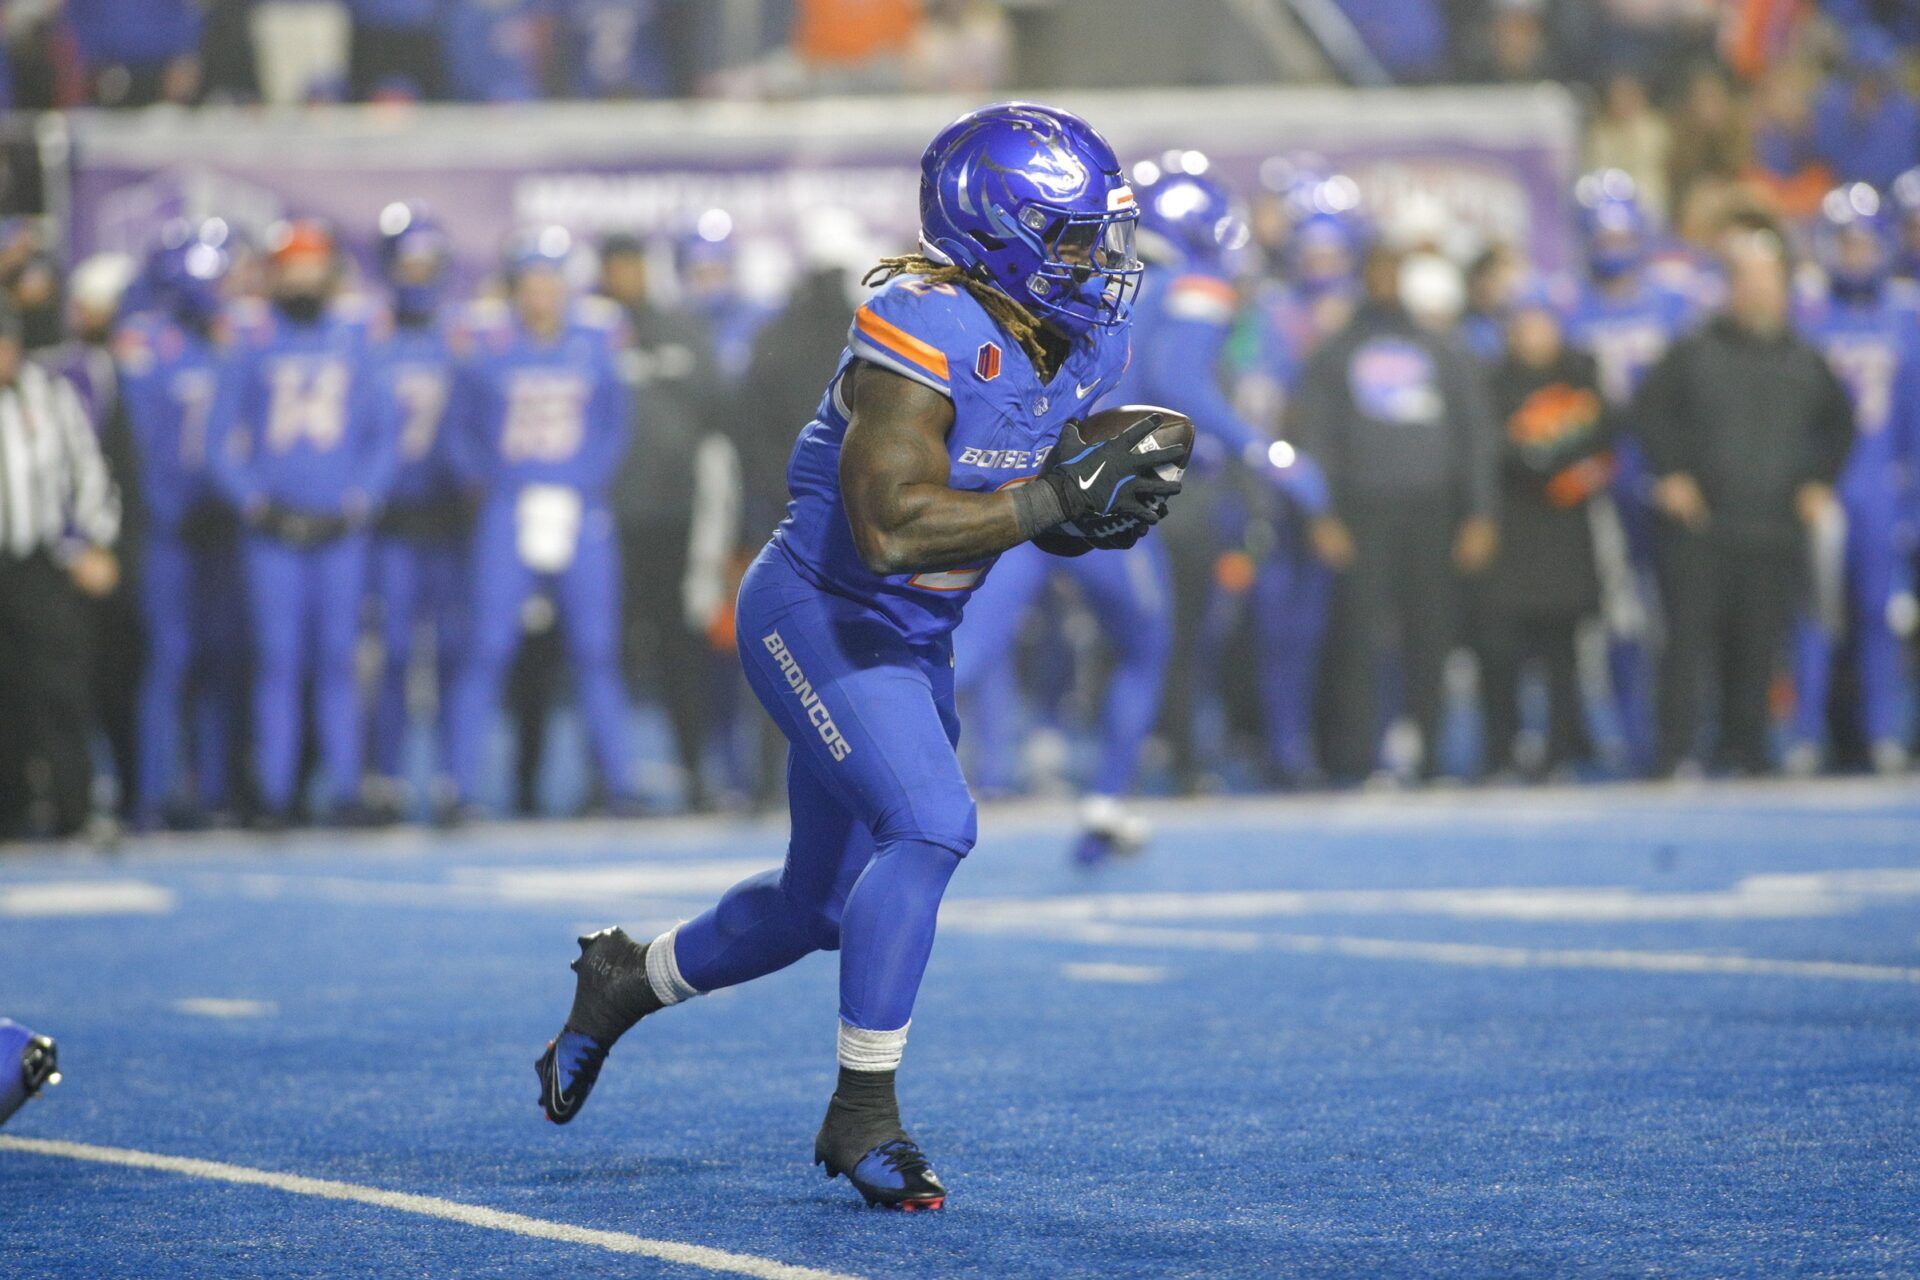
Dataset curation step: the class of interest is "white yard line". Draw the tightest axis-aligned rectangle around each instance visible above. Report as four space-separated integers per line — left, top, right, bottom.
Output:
0 1136 862 1280
961 918 1920 984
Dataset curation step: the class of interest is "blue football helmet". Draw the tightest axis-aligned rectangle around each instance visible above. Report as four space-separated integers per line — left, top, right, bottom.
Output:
144 217 232 327
1132 152 1250 275
1814 182 1889 299
918 101 1142 336
1887 166 1920 278
378 201 450 317
503 224 575 281
1575 169 1646 282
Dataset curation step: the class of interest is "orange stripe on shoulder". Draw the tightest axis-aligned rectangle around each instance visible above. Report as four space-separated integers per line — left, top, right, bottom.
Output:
855 306 950 382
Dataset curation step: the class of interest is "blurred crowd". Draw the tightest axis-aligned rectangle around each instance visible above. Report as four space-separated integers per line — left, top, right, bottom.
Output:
0 0 1013 109
4 8 1920 843
2 138 1917 844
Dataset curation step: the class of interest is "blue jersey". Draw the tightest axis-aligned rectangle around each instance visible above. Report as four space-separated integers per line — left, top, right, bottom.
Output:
371 319 461 508
1564 278 1695 408
1799 290 1920 493
448 315 631 497
116 314 227 532
441 0 547 102
207 309 396 516
768 275 1130 646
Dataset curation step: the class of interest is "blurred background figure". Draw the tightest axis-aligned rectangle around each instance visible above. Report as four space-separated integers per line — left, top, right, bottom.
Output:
1634 217 1853 778
1564 169 1693 776
1787 184 1919 776
208 218 392 827
1290 243 1499 784
364 202 466 822
118 220 247 831
45 250 141 823
0 295 121 839
443 227 640 819
1479 283 1615 781
598 230 725 812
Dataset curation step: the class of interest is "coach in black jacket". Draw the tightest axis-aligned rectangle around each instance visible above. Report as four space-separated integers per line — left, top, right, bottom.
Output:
1290 246 1500 782
1632 223 1853 776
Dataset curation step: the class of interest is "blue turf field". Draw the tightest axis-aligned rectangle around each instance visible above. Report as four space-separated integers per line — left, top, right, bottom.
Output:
2 781 1918 1279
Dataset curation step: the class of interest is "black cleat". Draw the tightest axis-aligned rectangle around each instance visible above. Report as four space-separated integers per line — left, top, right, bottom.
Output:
814 1133 948 1211
534 928 660 1125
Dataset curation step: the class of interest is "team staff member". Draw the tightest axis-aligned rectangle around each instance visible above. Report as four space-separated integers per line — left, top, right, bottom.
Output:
1289 244 1500 783
1634 219 1854 777
0 300 122 838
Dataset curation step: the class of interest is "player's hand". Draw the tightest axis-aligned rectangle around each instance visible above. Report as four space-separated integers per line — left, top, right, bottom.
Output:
1794 481 1836 529
1453 515 1498 575
69 546 119 598
1310 515 1355 570
1654 472 1709 532
1040 415 1184 527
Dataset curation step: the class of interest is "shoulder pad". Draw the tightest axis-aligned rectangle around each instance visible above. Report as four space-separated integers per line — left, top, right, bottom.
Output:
848 275 989 397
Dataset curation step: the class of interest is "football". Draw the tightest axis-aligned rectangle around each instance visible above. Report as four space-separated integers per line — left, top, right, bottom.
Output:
1058 404 1196 541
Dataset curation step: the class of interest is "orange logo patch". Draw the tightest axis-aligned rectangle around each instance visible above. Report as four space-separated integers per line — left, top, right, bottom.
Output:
975 342 1002 382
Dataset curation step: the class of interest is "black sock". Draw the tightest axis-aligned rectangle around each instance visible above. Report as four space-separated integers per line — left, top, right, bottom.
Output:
566 930 664 1042
820 1067 906 1158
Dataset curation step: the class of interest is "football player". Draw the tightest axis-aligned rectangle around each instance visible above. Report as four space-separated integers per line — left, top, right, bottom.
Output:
207 219 396 827
533 103 1180 1209
441 227 641 816
1790 184 1919 775
0 1019 58 1126
955 157 1327 859
1563 171 1695 776
119 219 247 829
364 202 467 820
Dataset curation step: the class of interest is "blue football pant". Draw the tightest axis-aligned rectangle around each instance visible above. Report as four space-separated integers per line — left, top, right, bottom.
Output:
671 547 973 1033
1791 479 1911 750
445 499 634 805
243 533 368 813
954 538 1173 797
135 534 244 819
1252 545 1332 777
370 534 467 782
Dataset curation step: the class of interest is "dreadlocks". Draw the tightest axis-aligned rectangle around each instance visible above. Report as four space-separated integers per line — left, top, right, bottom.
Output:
862 255 1064 379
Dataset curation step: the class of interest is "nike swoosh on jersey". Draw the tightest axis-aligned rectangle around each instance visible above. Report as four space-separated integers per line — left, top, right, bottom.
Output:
1075 379 1099 399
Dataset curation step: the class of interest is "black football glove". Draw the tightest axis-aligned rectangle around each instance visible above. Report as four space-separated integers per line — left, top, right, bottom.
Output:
1032 521 1149 557
1038 414 1185 529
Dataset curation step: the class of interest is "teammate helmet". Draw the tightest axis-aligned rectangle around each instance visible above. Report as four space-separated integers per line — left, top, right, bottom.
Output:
1575 169 1646 282
1815 182 1889 297
144 217 232 326
377 201 450 317
265 217 336 269
503 224 575 281
1132 152 1250 274
918 101 1142 336
1890 166 1920 276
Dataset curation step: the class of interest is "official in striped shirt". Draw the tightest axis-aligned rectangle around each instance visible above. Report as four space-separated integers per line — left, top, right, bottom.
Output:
0 300 123 839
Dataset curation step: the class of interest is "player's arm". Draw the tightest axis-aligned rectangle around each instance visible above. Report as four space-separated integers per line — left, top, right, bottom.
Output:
839 363 1026 575
1148 302 1329 514
839 363 1177 575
